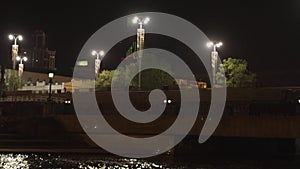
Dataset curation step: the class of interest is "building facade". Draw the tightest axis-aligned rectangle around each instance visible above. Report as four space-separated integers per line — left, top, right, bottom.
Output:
21 30 56 73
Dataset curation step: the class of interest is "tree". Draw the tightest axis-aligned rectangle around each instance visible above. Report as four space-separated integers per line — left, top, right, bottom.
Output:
95 70 115 90
140 69 173 90
95 56 174 91
0 65 5 96
216 58 256 87
5 69 21 91
123 55 174 90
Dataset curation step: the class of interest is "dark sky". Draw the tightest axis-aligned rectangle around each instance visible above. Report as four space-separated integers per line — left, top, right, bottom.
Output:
0 0 299 86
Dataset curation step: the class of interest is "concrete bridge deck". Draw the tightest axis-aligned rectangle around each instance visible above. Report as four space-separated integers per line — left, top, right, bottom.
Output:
0 87 299 140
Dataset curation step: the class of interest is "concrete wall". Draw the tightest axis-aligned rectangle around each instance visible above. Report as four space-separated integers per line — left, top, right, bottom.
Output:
21 71 71 85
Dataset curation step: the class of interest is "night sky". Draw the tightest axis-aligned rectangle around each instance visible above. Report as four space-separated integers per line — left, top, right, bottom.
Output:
0 0 299 86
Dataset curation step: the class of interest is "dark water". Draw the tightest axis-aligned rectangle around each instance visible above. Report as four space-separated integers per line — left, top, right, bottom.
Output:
0 153 300 169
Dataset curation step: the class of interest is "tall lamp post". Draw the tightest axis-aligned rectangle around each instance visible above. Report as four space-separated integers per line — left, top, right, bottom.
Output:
48 73 54 102
132 16 150 89
16 56 27 77
207 41 222 87
8 34 23 70
91 50 105 79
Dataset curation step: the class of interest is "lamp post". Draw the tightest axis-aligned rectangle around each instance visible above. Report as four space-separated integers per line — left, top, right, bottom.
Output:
132 16 150 89
48 73 54 101
8 34 23 70
16 56 27 77
207 41 222 87
91 50 105 79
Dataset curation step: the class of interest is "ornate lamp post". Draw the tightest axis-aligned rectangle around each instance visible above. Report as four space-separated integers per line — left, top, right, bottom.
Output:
132 16 150 89
91 50 105 79
8 34 23 70
48 73 54 101
207 41 222 87
16 56 27 77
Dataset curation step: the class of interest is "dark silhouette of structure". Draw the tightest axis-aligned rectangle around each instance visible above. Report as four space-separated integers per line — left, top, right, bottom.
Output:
21 30 56 73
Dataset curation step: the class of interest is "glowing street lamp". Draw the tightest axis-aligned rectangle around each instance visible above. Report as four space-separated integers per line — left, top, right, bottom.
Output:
8 34 23 70
132 16 150 89
16 56 27 77
16 56 27 64
207 41 222 87
48 73 54 101
132 16 150 29
91 50 105 79
9 34 23 45
207 41 222 51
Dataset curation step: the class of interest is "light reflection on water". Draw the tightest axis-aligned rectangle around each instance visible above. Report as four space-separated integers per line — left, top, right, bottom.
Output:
0 153 170 169
0 154 29 169
0 153 299 169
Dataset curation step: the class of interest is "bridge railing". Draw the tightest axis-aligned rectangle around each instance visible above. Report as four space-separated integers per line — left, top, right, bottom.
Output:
0 92 72 104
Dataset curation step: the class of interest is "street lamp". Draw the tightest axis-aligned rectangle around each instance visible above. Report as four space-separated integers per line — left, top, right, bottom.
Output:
8 34 23 70
207 41 222 87
48 73 54 101
91 50 105 79
16 56 27 77
132 16 150 89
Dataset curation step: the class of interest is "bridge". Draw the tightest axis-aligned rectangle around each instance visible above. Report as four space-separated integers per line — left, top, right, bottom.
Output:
0 87 299 139
50 87 300 139
0 87 299 153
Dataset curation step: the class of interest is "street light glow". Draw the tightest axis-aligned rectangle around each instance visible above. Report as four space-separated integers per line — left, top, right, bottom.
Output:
16 56 27 62
132 16 150 25
8 34 23 41
8 34 14 40
163 99 172 104
216 42 223 48
132 16 139 24
99 50 105 56
207 41 223 48
207 42 213 48
48 73 54 78
92 50 105 57
18 35 23 41
91 50 97 56
143 17 150 24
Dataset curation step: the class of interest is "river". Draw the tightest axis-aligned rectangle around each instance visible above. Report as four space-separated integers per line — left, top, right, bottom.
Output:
0 153 299 169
